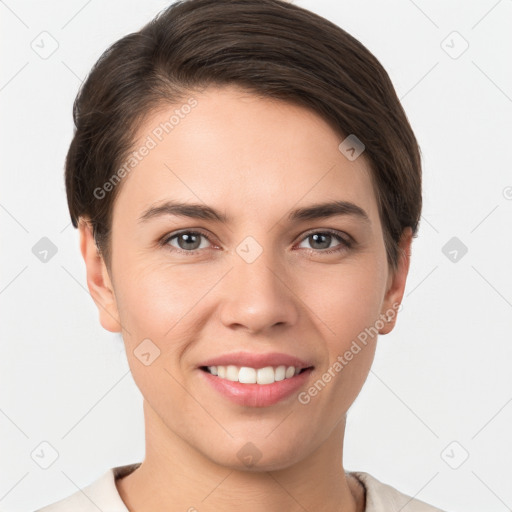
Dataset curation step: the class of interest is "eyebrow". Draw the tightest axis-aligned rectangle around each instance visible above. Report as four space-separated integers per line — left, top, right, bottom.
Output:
138 200 371 226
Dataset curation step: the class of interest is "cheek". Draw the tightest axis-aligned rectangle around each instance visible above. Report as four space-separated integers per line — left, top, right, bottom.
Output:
296 258 385 407
115 268 193 340
112 258 224 367
111 263 203 414
300 257 386 344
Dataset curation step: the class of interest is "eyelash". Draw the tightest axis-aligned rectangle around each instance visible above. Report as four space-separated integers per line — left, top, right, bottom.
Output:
160 229 353 256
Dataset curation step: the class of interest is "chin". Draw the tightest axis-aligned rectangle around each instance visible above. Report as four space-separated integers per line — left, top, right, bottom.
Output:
200 434 309 473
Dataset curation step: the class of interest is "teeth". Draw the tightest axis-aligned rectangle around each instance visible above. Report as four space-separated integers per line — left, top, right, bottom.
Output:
206 365 303 385
257 366 275 385
226 365 239 382
239 366 257 383
274 365 286 381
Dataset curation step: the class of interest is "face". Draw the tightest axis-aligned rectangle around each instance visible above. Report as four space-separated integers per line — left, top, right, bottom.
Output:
81 85 411 471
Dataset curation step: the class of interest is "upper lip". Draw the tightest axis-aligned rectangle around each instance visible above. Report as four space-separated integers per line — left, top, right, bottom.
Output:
198 351 314 370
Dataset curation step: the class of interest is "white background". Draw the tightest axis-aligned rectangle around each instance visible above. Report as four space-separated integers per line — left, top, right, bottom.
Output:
1 1 511 511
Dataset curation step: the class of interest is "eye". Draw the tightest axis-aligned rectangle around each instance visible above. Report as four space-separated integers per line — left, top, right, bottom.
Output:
160 229 353 256
162 230 214 254
296 230 353 254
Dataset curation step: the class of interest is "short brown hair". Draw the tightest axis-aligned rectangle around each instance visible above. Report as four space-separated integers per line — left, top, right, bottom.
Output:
65 0 422 270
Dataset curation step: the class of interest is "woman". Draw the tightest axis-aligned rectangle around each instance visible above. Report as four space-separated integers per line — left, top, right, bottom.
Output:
37 0 445 510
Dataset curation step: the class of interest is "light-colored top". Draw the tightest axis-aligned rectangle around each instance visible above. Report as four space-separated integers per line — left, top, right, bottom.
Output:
35 462 446 511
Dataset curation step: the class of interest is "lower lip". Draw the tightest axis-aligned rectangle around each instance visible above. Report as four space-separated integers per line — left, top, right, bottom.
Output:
199 368 313 407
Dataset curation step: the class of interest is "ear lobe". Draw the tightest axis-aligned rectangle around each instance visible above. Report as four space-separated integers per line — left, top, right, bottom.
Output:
78 219 122 333
378 227 413 335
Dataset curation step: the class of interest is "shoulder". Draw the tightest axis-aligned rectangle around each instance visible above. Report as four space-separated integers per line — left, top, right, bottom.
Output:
34 464 141 512
350 471 447 512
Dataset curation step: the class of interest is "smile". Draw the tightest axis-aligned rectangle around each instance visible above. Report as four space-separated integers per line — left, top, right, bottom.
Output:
199 365 314 407
201 365 309 384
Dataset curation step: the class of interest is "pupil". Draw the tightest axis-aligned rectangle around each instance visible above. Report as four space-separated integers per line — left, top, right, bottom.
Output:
180 233 200 250
311 233 330 250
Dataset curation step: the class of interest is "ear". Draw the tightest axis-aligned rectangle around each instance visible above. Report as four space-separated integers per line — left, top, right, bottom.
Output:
78 218 122 333
378 227 413 335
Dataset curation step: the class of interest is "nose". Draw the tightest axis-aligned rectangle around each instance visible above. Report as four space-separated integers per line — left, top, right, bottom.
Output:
218 245 300 335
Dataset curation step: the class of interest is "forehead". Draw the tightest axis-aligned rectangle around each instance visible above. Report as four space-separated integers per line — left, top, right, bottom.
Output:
112 85 380 226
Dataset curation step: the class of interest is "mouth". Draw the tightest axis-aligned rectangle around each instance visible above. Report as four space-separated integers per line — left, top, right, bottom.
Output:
197 351 315 407
197 355 315 407
199 364 313 385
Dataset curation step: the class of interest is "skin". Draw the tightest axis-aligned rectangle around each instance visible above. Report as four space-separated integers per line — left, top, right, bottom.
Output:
79 85 412 512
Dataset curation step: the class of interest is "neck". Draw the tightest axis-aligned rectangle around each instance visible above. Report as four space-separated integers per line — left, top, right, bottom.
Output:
116 401 364 512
